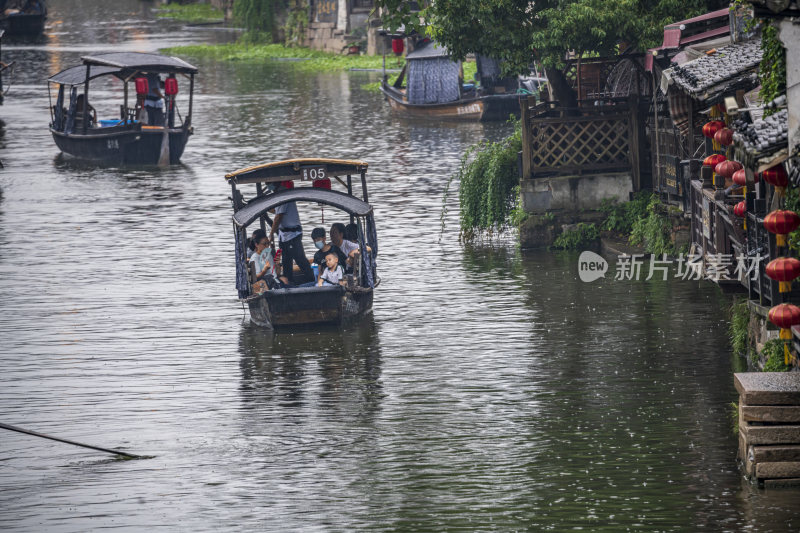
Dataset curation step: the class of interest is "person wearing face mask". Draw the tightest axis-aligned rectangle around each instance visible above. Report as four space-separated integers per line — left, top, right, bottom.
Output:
310 227 347 277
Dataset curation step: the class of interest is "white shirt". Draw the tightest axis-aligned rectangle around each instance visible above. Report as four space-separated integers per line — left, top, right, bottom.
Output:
275 202 302 242
319 264 345 285
338 239 359 257
250 248 275 279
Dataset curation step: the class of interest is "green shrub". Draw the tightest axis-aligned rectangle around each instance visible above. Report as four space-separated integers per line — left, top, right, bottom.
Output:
551 223 600 250
762 339 791 372
600 191 653 234
729 298 749 358
629 195 675 256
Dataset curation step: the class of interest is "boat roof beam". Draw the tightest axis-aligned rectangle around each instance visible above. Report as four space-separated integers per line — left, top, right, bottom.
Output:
225 158 369 185
232 188 373 228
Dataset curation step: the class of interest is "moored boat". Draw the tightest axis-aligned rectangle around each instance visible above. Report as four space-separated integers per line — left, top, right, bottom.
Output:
0 0 46 37
227 159 379 329
47 52 198 165
380 39 521 122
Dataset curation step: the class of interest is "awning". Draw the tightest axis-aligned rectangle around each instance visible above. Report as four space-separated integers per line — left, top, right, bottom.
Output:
233 188 373 228
81 52 198 75
47 65 121 85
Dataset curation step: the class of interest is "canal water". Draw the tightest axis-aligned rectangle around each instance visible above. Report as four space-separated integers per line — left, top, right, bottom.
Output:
0 1 798 531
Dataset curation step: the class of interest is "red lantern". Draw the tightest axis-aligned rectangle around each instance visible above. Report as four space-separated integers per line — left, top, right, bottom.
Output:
762 164 789 188
714 128 734 146
279 180 294 189
703 154 726 168
714 160 742 178
768 303 800 364
702 121 725 138
734 201 746 217
764 209 800 247
732 169 758 186
766 257 800 293
135 77 148 95
165 77 178 96
391 37 404 56
312 178 331 190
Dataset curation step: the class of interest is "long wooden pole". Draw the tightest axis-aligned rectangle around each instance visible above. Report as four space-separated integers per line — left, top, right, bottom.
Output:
0 422 144 459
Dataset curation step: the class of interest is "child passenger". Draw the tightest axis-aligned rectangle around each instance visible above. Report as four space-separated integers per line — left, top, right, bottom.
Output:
318 249 346 286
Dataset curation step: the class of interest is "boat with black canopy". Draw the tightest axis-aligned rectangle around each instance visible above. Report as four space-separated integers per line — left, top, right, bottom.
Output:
227 158 379 329
47 52 197 165
380 38 522 121
0 0 47 37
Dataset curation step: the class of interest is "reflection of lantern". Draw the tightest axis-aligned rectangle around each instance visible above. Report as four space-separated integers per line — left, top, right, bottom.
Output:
768 303 800 364
714 128 734 146
734 201 746 217
762 164 789 188
312 178 331 190
703 154 726 168
165 77 178 96
391 37 404 56
714 160 742 178
764 209 800 247
135 77 148 95
766 257 800 293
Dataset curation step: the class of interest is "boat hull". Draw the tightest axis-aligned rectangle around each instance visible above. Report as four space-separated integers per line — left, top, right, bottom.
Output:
50 125 191 165
247 285 373 329
0 13 46 35
381 84 521 121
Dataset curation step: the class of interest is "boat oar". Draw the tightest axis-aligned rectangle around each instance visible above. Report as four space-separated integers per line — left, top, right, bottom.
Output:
0 422 144 459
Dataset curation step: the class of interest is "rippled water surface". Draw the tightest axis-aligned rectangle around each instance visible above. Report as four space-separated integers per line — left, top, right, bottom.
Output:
1 1 799 531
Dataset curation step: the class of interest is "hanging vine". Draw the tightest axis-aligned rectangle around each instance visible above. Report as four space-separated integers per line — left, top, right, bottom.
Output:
284 0 309 47
441 121 522 240
234 0 277 41
759 21 786 115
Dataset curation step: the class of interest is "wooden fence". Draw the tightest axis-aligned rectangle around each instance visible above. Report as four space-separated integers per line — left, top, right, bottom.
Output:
520 96 647 189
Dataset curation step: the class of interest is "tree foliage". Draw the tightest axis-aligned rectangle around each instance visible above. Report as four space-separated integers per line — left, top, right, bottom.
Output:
376 0 728 75
234 0 279 39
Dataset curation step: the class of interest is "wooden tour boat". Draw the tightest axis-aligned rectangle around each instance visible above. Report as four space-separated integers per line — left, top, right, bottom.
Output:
227 159 379 329
48 52 197 165
0 0 46 37
380 39 522 121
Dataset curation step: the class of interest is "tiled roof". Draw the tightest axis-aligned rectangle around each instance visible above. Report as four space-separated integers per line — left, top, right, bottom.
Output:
732 107 787 160
666 41 762 101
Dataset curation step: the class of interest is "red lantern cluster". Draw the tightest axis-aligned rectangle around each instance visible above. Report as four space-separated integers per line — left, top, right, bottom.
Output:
762 164 789 189
768 303 800 364
702 121 726 138
165 77 178 96
312 178 331 190
714 160 742 178
703 154 726 168
135 77 149 95
714 128 734 146
764 209 800 247
391 37 404 56
766 257 800 293
734 201 746 217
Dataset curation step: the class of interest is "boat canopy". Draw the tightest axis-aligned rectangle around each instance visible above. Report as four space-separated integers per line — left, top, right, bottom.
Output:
81 52 198 75
233 188 373 228
406 41 450 60
47 65 122 85
225 158 368 185
405 41 460 105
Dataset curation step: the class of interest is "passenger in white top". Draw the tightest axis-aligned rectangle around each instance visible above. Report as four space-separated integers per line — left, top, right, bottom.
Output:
318 250 346 286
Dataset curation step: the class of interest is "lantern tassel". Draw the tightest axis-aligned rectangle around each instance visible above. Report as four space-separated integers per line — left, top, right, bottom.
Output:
786 343 790 366
780 328 793 340
780 281 792 293
777 234 787 247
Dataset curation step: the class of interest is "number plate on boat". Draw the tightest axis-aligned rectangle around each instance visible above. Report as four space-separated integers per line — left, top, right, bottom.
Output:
300 165 327 181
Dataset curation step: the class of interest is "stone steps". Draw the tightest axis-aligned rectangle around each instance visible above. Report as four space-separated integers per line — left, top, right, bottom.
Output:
736 372 800 487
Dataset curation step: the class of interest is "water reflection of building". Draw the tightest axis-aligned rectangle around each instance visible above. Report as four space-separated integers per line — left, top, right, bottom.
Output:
238 317 383 421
